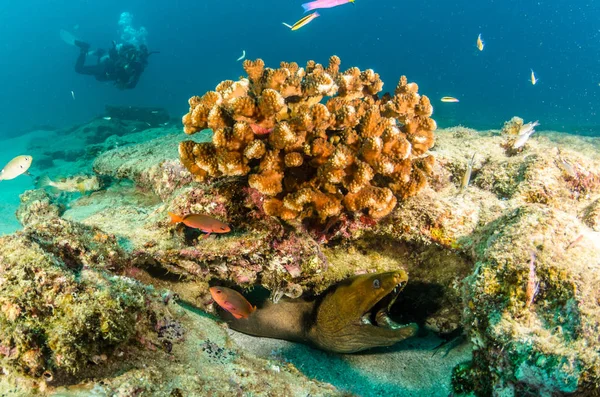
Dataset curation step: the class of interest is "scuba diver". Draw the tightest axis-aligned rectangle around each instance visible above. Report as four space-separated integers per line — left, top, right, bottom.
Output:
72 39 157 89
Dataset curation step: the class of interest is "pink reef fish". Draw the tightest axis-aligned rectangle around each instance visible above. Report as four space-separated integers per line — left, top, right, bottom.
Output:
302 0 355 12
210 286 256 319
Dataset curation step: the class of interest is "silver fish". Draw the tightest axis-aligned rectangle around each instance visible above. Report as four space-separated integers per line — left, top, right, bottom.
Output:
512 121 540 149
556 148 577 177
518 120 540 136
460 153 476 191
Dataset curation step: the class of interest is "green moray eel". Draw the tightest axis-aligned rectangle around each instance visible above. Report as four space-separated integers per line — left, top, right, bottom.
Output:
216 271 418 353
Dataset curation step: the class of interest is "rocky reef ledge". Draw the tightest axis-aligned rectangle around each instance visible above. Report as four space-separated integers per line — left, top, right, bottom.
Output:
1 62 599 395
3 122 597 396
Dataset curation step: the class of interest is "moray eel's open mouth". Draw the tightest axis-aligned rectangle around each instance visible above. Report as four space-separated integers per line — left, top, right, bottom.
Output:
360 280 406 329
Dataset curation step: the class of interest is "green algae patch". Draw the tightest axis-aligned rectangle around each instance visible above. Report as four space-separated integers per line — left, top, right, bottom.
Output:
0 233 151 376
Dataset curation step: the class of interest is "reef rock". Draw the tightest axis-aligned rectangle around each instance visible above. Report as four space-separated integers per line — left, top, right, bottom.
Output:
457 205 600 395
105 105 170 126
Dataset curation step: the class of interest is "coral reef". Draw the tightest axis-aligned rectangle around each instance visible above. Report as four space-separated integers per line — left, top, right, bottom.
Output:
458 205 600 395
1 190 341 396
0 230 340 395
8 105 600 394
15 189 63 226
179 56 436 222
0 231 151 376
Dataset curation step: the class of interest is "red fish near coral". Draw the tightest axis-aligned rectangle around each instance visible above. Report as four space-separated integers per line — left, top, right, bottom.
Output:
210 286 256 319
249 123 273 135
168 212 231 237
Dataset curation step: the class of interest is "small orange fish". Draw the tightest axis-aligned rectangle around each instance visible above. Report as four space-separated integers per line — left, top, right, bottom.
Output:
210 286 256 319
168 212 231 237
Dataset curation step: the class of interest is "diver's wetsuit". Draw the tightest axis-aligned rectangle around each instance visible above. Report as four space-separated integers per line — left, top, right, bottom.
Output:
74 41 116 82
73 41 154 89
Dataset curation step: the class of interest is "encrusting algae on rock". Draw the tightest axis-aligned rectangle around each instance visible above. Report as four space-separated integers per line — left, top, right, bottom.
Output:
0 188 343 396
179 56 436 222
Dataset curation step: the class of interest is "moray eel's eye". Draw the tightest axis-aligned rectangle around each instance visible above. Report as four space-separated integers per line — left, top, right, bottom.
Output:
372 279 381 289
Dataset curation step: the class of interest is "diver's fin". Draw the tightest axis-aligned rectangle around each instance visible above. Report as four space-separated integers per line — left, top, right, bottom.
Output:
60 29 78 46
74 40 91 52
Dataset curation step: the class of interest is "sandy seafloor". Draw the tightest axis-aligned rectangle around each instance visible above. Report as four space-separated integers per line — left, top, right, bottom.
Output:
228 330 471 396
0 124 473 396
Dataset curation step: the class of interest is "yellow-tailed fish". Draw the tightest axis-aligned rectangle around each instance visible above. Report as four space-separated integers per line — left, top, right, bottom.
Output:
530 69 538 85
477 34 484 51
441 96 460 103
0 155 33 181
287 12 320 31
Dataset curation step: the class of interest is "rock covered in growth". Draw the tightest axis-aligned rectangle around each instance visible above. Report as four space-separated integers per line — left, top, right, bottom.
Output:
582 198 600 231
458 205 600 395
179 56 436 222
501 116 524 135
93 132 197 201
0 231 154 376
15 189 63 226
16 189 129 272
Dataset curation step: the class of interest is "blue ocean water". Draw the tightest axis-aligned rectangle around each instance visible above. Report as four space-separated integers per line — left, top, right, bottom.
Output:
0 0 598 138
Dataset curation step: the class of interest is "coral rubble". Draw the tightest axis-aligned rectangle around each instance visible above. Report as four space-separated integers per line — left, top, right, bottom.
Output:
179 56 436 222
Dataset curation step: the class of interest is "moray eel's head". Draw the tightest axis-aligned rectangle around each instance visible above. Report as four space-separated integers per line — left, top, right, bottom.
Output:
309 270 418 353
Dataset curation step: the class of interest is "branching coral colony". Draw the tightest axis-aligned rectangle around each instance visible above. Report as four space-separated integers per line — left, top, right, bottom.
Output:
180 56 436 222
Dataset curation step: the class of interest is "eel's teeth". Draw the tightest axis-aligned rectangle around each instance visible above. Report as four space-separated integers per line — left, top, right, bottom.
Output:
375 310 403 329
361 314 372 325
387 292 399 311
